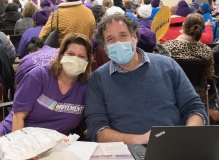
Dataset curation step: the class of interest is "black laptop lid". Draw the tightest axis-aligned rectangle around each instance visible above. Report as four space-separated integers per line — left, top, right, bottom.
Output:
145 126 219 160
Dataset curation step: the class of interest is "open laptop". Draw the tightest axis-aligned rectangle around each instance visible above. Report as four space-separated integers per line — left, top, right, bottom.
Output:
128 126 219 160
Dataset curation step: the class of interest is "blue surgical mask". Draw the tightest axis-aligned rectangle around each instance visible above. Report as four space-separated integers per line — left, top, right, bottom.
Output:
106 41 135 64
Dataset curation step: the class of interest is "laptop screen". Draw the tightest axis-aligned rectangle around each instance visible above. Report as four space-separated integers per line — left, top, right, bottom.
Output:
129 126 219 160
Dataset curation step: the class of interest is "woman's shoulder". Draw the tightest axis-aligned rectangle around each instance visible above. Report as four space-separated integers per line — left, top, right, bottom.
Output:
196 41 212 50
0 31 7 38
163 40 183 48
196 42 213 55
27 65 51 80
17 17 31 23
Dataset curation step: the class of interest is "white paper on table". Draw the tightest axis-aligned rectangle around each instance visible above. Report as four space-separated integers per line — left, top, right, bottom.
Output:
90 142 134 160
39 141 98 160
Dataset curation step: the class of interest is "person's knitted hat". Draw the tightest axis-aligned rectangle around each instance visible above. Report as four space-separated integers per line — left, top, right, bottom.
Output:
137 4 152 19
32 9 51 26
151 0 160 8
106 6 125 16
32 0 38 4
175 1 192 17
137 28 156 53
40 0 51 8
200 3 210 13
190 2 199 9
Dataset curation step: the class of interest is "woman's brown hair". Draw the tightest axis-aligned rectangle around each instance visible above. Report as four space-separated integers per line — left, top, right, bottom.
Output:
22 1 37 18
102 0 113 8
50 33 93 84
183 13 204 41
124 0 132 9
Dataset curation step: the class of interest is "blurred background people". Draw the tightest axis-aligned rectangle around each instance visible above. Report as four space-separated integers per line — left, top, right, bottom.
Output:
40 0 95 47
163 13 214 103
18 9 51 57
40 0 53 12
50 0 58 10
137 4 152 28
27 37 44 53
13 0 23 12
150 0 161 20
2 3 22 29
160 1 192 43
189 2 200 13
14 1 38 35
0 31 16 63
0 0 7 17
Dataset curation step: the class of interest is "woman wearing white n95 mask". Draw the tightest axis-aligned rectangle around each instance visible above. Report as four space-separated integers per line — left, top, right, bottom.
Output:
0 33 93 137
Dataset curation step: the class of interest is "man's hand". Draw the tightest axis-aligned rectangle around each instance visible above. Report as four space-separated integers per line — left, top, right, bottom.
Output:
98 128 151 144
135 130 151 144
186 114 205 126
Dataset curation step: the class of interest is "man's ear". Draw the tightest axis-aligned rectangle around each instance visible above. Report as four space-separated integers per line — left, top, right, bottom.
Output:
132 34 138 41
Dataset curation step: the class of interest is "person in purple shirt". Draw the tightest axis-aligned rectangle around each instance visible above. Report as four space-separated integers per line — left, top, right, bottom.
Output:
137 4 152 29
50 0 58 10
18 9 51 58
15 37 58 86
32 0 38 6
83 0 94 9
40 0 53 12
0 33 93 136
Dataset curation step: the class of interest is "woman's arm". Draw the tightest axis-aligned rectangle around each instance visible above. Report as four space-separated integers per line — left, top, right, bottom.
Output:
12 111 30 131
200 20 213 44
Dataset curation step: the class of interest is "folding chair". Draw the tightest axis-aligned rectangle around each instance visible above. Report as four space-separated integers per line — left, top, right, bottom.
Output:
208 51 219 109
175 59 210 125
0 83 12 122
0 101 13 122
1 29 14 35
208 43 218 49
0 83 4 122
10 35 22 58
0 22 2 31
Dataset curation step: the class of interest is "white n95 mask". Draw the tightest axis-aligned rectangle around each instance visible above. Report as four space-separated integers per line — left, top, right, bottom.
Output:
60 56 88 77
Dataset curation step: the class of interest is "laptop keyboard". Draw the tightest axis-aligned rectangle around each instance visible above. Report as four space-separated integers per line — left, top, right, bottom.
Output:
137 152 145 160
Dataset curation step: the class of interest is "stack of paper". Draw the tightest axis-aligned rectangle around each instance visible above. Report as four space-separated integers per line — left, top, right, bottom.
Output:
39 141 134 160
90 142 134 160
39 141 98 160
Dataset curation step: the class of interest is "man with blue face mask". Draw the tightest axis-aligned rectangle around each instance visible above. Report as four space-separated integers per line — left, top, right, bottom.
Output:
85 13 208 144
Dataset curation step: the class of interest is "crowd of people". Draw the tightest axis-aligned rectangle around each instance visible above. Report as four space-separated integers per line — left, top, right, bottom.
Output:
0 0 218 144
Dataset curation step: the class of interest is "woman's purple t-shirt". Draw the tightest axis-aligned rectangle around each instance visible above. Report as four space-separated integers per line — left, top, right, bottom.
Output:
15 45 58 84
3 65 86 135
